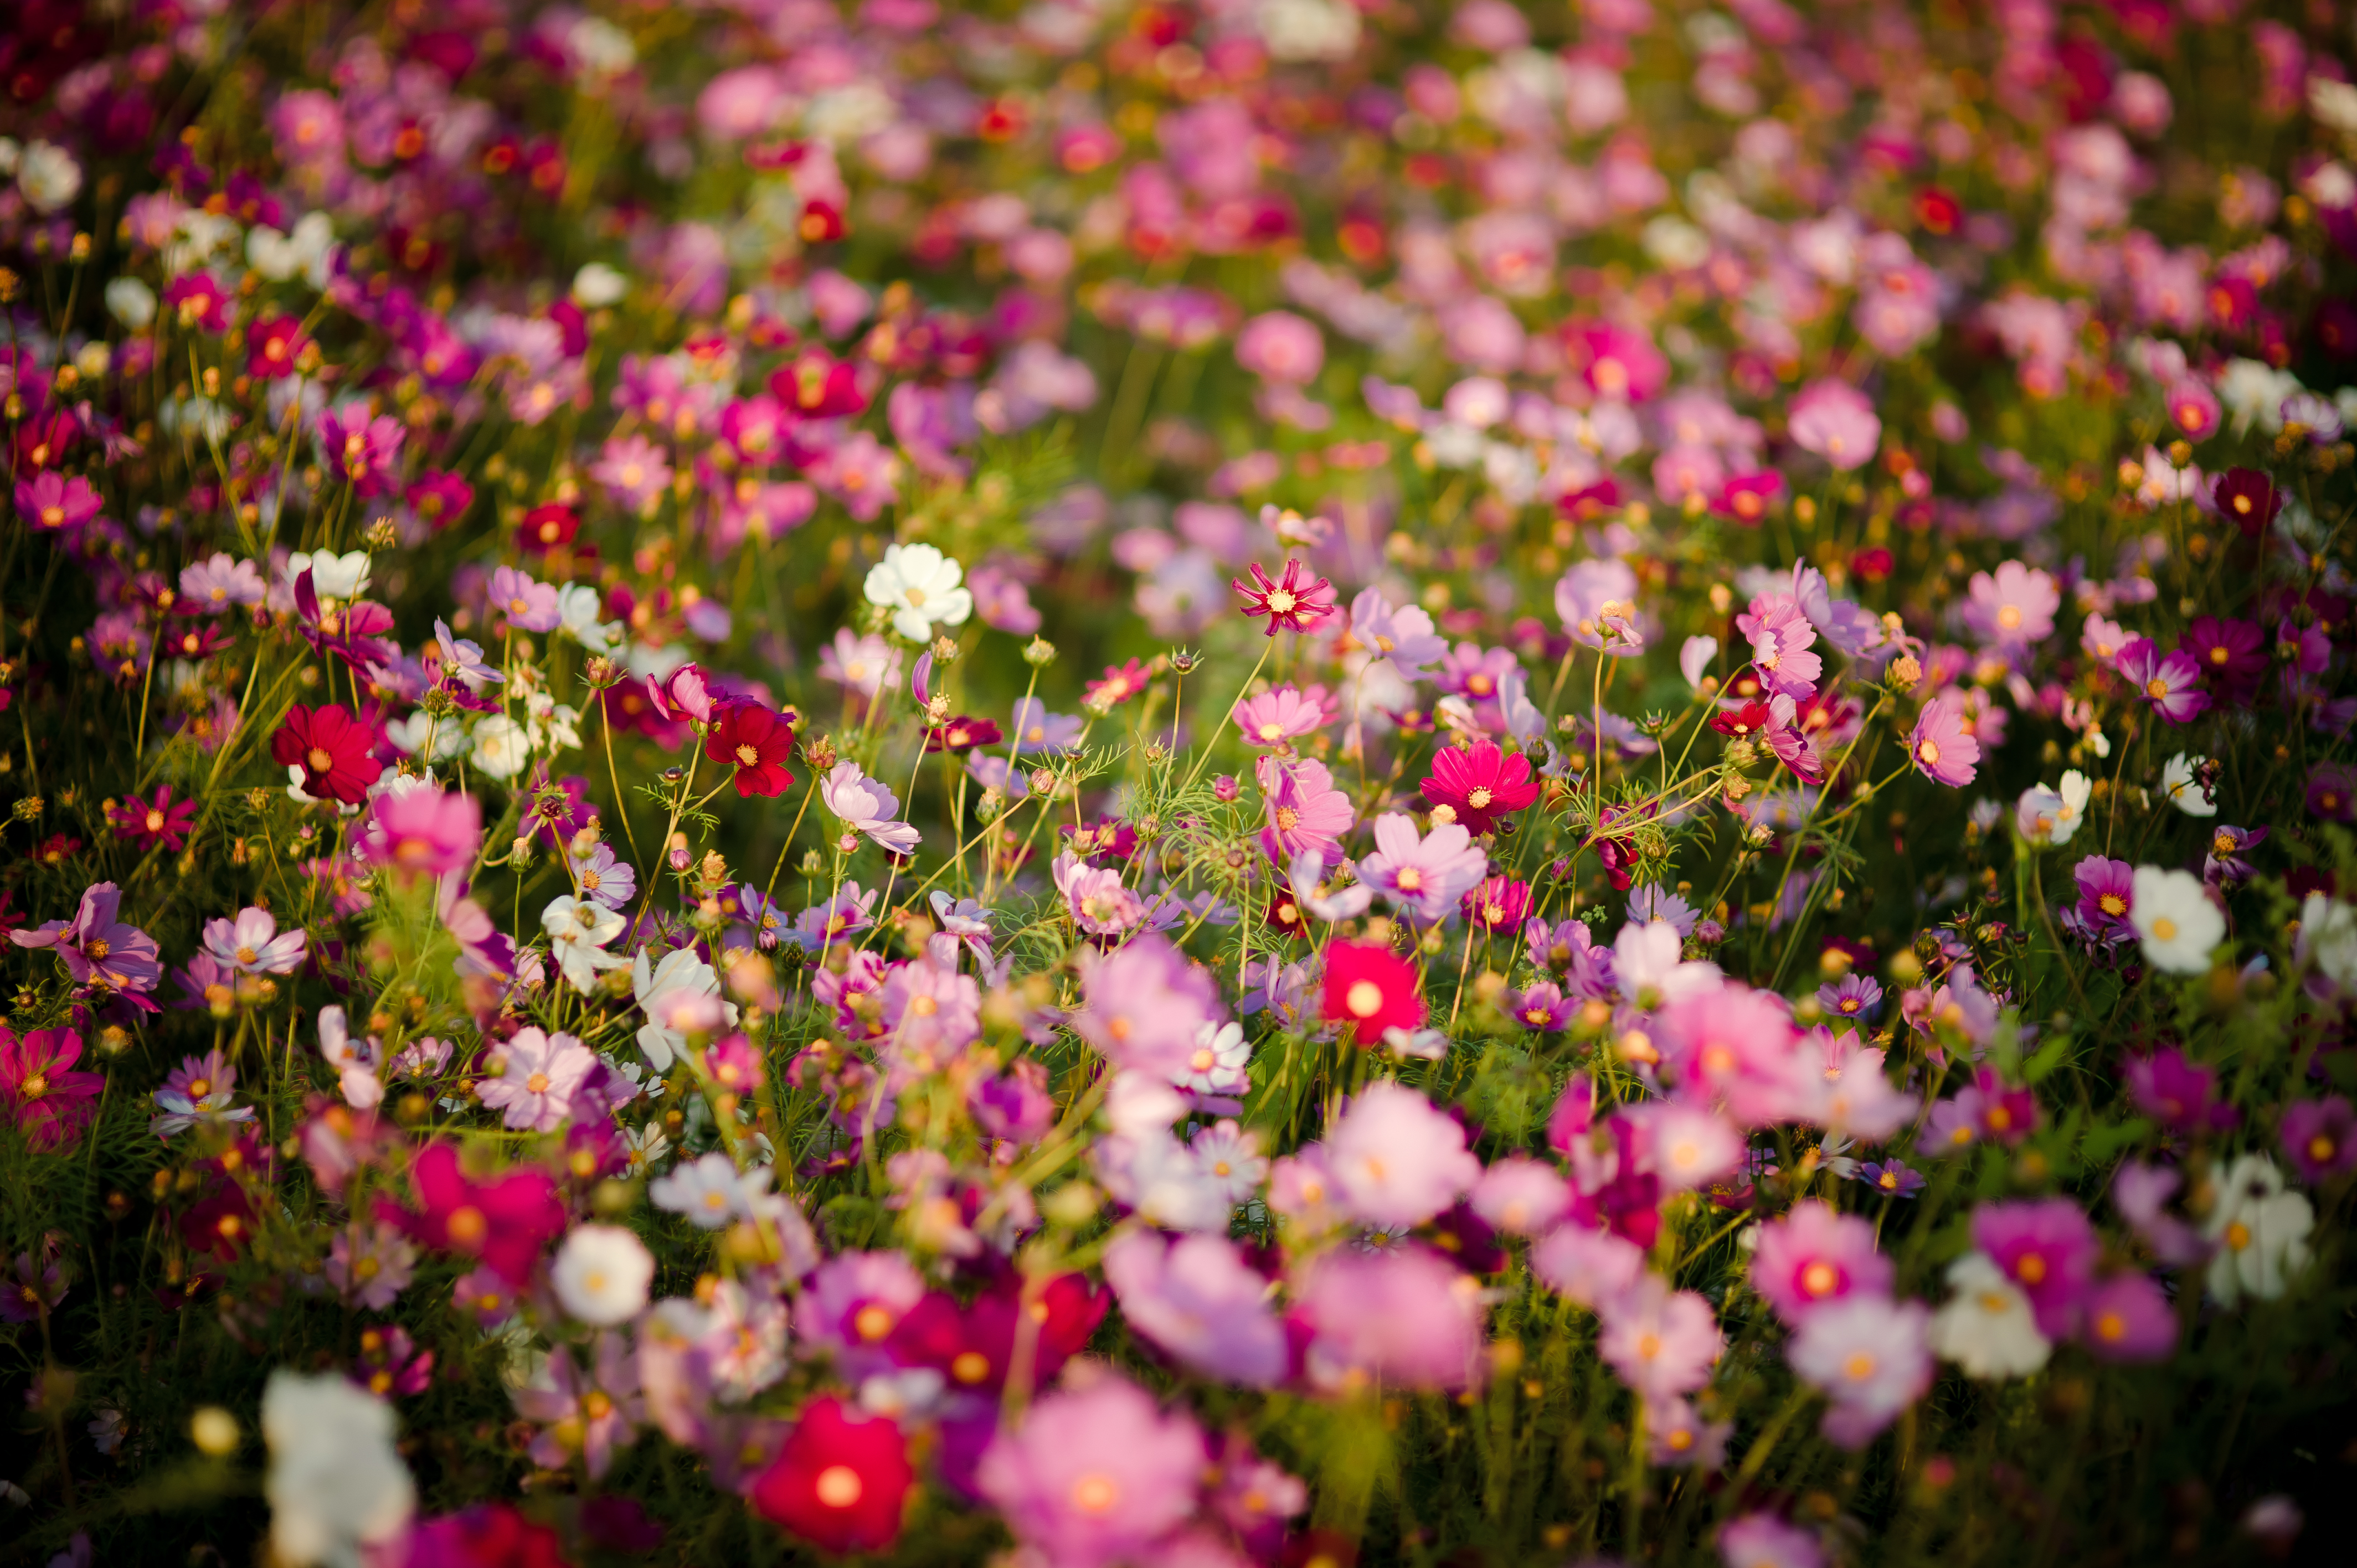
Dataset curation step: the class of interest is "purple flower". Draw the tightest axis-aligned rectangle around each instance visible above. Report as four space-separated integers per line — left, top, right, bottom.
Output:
1055 853 1145 936
1788 378 1881 471
2203 824 2267 889
2111 1160 2208 1268
1502 981 1577 1033
2307 761 2357 823
0 1240 68 1324
152 1048 254 1138
975 1373 1206 1568
488 566 562 633
1073 933 1223 1081
1102 1230 1286 1386
1920 1067 2038 1156
201 907 307 976
325 1220 419 1311
433 618 503 688
2072 855 2137 940
2281 1096 2357 1183
179 552 266 613
2125 1046 2233 1136
1355 812 1488 922
1720 1512 1826 1568
2115 636 2211 724
1854 1160 1926 1198
513 1337 641 1481
1817 972 1883 1022
10 883 164 995
2081 1271 2176 1361
477 1028 596 1132
1291 1246 1485 1392
1555 558 1645 657
1907 694 1981 786
1970 1198 2100 1339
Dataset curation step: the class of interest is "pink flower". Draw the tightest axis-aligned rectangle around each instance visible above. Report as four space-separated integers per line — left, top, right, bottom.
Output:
1102 1229 1287 1386
1787 379 1881 471
1054 853 1145 937
316 402 405 495
1531 1223 1647 1308
477 1028 597 1132
1291 1246 1485 1391
14 471 102 534
0 1025 104 1153
1718 1514 1825 1568
591 432 675 510
975 1373 1207 1568
200 907 308 976
1470 1156 1571 1235
488 565 562 634
1963 561 2060 648
1234 310 1325 384
1356 812 1489 922
1073 933 1223 1081
1970 1198 2100 1339
1232 686 1327 748
2081 1271 2176 1361
1597 1276 1723 1401
1907 694 1981 786
1737 595 1822 702
2166 379 2221 440
2281 1096 2357 1183
1788 1294 1933 1447
2115 636 2211 724
1326 1080 1481 1228
513 1336 642 1480
1751 1201 1893 1323
9 882 164 995
1256 756 1353 868
362 786 482 878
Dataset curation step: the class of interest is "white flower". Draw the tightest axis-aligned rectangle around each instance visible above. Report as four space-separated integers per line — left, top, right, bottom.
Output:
248 213 337 286
385 710 466 761
1640 215 1711 270
1175 1019 1251 1095
469 714 532 780
2160 752 2216 817
863 543 972 642
523 690 583 754
105 276 157 328
2130 865 2225 975
1927 1252 2051 1380
568 14 639 75
651 1151 769 1230
631 945 737 1070
542 895 627 993
1190 1120 1268 1204
819 760 923 853
557 582 621 653
261 1372 414 1568
549 1224 655 1326
2216 358 2301 435
572 261 628 307
623 1123 672 1174
2310 77 2357 135
286 549 372 601
2202 1154 2313 1306
16 140 81 213
317 1006 385 1111
1258 0 1361 62
2298 892 2357 992
2051 770 2091 842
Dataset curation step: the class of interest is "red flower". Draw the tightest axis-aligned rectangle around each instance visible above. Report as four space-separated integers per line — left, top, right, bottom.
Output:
376 1144 566 1287
750 1397 914 1554
106 785 197 850
1084 658 1153 710
706 701 797 797
246 314 307 380
517 502 579 553
883 1273 1105 1393
1711 701 1773 738
1232 559 1338 637
0 1025 104 1153
2211 468 2284 538
924 714 1003 754
271 704 380 804
407 1504 569 1568
1419 740 1541 834
1322 941 1425 1041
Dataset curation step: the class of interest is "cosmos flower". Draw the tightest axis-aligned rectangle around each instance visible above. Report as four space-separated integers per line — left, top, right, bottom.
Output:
1232 559 1338 637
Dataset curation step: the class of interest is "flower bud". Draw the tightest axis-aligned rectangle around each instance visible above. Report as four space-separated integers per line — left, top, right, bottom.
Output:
1213 774 1238 803
1022 636 1057 667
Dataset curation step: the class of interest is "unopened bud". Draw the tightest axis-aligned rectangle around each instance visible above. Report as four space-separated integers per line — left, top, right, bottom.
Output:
1022 636 1057 667
1213 775 1239 803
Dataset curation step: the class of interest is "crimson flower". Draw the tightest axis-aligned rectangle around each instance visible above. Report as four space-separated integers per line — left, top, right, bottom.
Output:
106 785 197 851
2211 467 2283 538
1232 559 1337 637
1084 658 1153 710
376 1144 566 1287
0 1025 104 1153
1420 740 1541 833
706 700 797 797
1322 941 1425 1041
924 715 1003 754
883 1273 1105 1394
272 704 381 804
750 1397 914 1554
518 502 579 553
246 314 307 380
1711 701 1773 739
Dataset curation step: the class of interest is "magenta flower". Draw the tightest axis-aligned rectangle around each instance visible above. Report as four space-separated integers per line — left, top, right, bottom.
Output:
1255 756 1353 869
2114 636 2211 724
1291 1246 1485 1392
1907 694 1981 786
1970 1198 2099 1339
2281 1096 2357 1183
477 1028 597 1132
1356 812 1488 922
795 1250 928 1383
1789 1294 1933 1448
2125 1046 2232 1136
1751 1201 1893 1324
0 1026 104 1153
15 470 102 534
1232 559 1338 637
1502 981 1578 1033
106 785 197 852
488 565 563 634
1787 378 1881 471
316 402 405 496
2072 855 2137 939
1921 1067 2038 1156
2080 1271 2176 1362
2308 761 2357 823
9 883 164 996
363 785 483 878
975 1373 1207 1568
1461 874 1532 933
1102 1229 1287 1386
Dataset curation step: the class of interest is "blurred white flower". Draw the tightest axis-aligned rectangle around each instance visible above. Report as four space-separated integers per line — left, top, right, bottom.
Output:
550 1224 655 1326
262 1372 414 1568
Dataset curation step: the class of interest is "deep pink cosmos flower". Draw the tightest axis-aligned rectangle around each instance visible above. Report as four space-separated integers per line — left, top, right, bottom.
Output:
2125 1046 2234 1136
1751 1201 1894 1324
2080 1272 2176 1362
1461 875 1532 932
1907 694 1981 786
2178 617 2266 704
316 402 406 496
974 1373 1206 1568
14 471 102 534
378 1144 567 1287
750 1397 914 1554
1232 559 1337 637
1322 941 1425 1041
1257 756 1353 868
2072 855 2137 939
1970 1198 2100 1339
0 1025 104 1153
2114 636 2211 724
1421 740 1542 833
106 785 197 851
362 786 482 878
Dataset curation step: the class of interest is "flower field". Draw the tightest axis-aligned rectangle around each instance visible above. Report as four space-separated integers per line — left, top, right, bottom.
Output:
3 1 2356 1564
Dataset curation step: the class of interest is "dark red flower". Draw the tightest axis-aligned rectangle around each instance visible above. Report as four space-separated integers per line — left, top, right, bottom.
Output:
749 1397 914 1554
2211 468 2284 538
1232 559 1338 637
1322 940 1425 1041
924 714 1003 754
705 701 797 797
377 1145 565 1287
1711 700 1773 739
271 704 380 804
2179 616 2267 703
517 502 579 553
1419 740 1541 834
